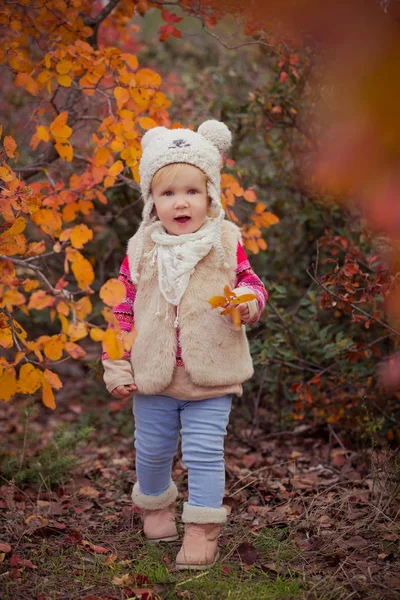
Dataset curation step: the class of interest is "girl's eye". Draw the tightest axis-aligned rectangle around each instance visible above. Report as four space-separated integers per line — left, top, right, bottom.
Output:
163 190 174 196
188 189 198 195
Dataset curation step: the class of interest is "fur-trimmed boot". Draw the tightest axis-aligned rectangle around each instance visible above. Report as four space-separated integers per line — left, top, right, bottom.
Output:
132 481 179 543
175 503 227 570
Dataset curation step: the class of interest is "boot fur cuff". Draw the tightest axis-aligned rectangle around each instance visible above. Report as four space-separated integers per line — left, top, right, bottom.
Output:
132 481 178 510
182 502 227 524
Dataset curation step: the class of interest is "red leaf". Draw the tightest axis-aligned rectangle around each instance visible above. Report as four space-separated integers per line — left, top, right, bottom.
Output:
159 24 182 42
10 555 37 569
162 9 183 23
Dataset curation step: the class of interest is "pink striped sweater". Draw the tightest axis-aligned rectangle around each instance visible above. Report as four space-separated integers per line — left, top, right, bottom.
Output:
102 241 268 363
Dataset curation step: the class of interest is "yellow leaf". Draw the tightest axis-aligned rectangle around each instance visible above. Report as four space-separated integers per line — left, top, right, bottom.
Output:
37 125 50 142
0 289 25 311
42 379 56 409
18 363 42 394
67 321 88 342
56 74 72 87
99 278 126 307
64 341 86 359
0 369 17 401
108 160 124 177
102 328 124 360
50 112 72 138
27 290 55 311
0 166 14 182
232 293 257 305
90 327 105 341
231 306 241 330
68 252 94 290
9 216 26 235
43 336 64 360
55 141 73 162
75 296 92 320
70 224 93 249
104 176 116 188
31 209 62 236
4 135 17 159
56 59 72 74
0 327 13 348
23 279 40 292
43 368 62 390
138 117 157 130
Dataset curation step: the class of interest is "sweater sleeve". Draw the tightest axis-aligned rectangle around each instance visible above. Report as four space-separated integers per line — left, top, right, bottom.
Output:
102 255 136 392
232 241 268 324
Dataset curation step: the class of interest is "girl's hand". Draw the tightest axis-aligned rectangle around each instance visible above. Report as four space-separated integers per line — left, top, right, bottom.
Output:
237 302 250 323
111 384 138 399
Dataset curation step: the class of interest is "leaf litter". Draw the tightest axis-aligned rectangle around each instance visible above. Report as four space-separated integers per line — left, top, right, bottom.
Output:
0 381 399 600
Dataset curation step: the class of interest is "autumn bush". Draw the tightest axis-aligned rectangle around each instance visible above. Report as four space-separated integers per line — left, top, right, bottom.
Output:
0 1 399 443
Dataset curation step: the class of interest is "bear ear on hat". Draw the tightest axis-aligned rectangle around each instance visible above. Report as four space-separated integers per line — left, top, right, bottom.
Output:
198 120 232 154
141 126 169 150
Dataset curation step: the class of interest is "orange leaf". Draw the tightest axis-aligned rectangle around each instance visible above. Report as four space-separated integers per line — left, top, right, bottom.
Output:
31 209 62 236
74 296 92 320
64 341 86 359
100 279 126 307
0 369 17 401
90 327 105 341
208 295 227 309
43 336 64 360
37 126 50 142
56 74 72 87
42 379 56 409
43 368 62 390
4 136 17 159
135 68 162 87
231 306 241 330
138 117 157 130
232 293 257 305
0 327 13 348
108 160 124 177
28 290 55 311
50 112 72 139
70 224 93 249
114 86 130 110
55 141 73 162
18 363 42 394
122 53 139 71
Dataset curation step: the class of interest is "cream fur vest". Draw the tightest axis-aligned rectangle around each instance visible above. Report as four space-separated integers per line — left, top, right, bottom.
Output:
126 220 254 395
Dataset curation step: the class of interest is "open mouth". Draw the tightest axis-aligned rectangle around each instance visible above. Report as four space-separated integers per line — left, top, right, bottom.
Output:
174 216 191 224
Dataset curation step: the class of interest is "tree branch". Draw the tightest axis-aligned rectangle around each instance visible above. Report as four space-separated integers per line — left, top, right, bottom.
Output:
83 0 122 49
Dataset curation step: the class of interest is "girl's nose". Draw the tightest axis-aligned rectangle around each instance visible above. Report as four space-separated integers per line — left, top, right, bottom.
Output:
173 195 189 209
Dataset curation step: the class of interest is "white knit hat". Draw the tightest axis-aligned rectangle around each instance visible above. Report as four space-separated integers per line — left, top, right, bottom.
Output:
130 120 232 283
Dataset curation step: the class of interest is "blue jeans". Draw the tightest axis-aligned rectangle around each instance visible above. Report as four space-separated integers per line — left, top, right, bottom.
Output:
132 394 232 508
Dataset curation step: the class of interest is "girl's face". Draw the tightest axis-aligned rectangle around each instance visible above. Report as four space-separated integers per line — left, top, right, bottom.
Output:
152 164 209 235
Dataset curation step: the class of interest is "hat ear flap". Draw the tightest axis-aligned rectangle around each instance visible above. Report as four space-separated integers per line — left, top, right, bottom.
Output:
198 120 232 153
141 127 169 151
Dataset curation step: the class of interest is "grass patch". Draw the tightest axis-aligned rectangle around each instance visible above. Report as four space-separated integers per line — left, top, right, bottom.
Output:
0 423 93 488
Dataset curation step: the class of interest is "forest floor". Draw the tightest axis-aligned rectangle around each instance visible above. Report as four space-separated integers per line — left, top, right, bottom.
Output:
0 369 399 600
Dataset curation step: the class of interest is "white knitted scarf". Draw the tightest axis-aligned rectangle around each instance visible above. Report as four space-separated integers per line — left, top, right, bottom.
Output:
150 218 218 308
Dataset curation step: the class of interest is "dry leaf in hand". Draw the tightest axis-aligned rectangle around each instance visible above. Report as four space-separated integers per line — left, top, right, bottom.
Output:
208 285 256 330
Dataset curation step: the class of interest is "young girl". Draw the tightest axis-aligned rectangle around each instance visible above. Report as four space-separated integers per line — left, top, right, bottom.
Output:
102 120 267 570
